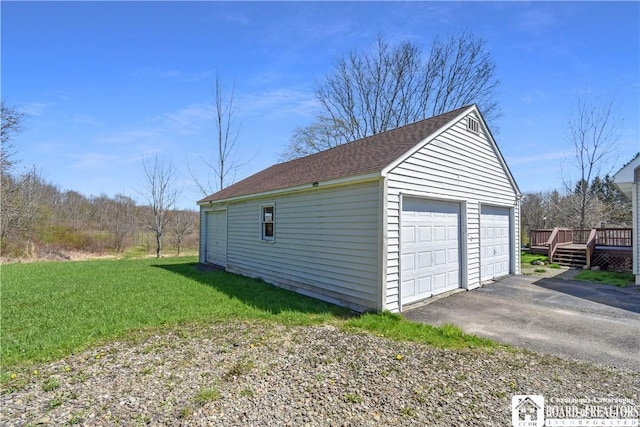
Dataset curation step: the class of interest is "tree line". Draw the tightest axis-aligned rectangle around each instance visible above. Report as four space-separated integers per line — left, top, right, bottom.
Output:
1 103 198 259
521 175 632 245
0 169 198 259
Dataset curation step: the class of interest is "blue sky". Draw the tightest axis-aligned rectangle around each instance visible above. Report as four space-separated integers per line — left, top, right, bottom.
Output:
2 1 638 209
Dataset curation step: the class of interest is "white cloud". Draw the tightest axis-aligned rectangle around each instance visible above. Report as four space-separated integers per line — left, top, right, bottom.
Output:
19 101 53 117
154 104 213 134
240 88 318 119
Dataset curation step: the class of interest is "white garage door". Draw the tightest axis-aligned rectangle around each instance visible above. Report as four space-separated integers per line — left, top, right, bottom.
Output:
401 198 461 305
480 206 511 281
206 210 227 267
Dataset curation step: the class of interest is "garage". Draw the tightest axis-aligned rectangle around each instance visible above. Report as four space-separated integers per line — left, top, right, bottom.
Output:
480 205 511 281
205 209 227 267
199 105 521 313
401 198 461 305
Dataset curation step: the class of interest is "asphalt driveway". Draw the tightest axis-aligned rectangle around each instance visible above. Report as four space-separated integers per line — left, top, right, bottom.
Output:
403 275 640 371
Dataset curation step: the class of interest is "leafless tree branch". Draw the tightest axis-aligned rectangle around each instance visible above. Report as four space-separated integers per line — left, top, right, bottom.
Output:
282 31 500 160
140 157 180 258
563 95 622 229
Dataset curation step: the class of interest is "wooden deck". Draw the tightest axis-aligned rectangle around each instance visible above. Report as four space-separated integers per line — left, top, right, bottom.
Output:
528 228 632 269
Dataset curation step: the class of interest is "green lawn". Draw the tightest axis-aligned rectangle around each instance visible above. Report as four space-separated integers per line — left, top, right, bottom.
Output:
1 257 493 367
573 270 635 287
520 251 548 264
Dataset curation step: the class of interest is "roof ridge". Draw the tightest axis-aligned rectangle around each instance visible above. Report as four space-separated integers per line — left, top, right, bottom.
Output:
198 105 474 204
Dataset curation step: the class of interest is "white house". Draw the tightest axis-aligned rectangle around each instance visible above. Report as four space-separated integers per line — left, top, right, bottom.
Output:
198 105 521 312
613 153 640 284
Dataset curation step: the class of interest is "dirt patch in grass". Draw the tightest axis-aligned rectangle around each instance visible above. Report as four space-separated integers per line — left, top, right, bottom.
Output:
520 262 572 279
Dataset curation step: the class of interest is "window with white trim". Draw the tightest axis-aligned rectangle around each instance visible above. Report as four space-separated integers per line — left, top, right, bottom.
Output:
260 204 275 241
467 116 479 134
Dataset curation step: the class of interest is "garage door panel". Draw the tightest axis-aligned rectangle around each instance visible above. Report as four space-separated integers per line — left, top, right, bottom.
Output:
402 253 415 269
402 226 416 242
418 251 431 268
434 226 446 241
418 226 431 242
480 206 510 281
418 277 431 293
433 249 447 266
402 279 416 297
433 272 447 290
401 198 461 306
447 270 458 285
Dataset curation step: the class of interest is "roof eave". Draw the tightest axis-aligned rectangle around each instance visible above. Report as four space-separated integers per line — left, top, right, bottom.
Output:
197 171 383 205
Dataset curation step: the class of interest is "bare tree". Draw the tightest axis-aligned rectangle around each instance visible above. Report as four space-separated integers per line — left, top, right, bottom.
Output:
168 209 196 256
1 101 24 176
521 192 549 232
107 194 137 252
283 31 500 159
563 95 621 230
191 74 243 195
140 157 179 258
1 167 46 256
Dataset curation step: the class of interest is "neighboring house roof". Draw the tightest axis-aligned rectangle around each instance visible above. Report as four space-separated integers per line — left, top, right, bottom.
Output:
199 104 516 204
613 152 640 197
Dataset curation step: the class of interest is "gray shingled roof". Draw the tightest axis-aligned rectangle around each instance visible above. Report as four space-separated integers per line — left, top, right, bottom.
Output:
198 106 471 203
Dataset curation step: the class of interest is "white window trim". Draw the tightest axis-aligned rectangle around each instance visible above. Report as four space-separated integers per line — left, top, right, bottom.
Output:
259 203 275 243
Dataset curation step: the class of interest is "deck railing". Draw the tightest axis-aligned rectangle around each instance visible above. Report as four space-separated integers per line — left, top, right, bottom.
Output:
572 229 591 244
530 228 633 248
530 229 553 246
585 229 597 268
547 228 573 262
595 228 632 247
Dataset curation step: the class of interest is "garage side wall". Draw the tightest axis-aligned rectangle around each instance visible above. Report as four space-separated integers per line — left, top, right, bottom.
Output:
222 181 382 312
385 114 520 312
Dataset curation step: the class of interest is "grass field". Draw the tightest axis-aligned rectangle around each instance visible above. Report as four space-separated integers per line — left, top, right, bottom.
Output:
573 270 635 287
520 252 548 264
2 257 493 367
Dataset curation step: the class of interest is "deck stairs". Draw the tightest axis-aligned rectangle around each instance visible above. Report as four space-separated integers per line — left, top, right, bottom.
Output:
552 244 587 268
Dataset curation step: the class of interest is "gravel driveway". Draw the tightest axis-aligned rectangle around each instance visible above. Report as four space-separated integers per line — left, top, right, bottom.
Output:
2 320 638 426
404 275 640 371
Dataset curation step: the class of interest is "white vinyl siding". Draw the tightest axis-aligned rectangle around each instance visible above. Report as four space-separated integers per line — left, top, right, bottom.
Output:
385 113 520 312
223 181 381 311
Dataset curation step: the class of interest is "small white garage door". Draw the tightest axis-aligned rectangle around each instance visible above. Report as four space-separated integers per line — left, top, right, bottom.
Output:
401 198 461 305
480 206 511 281
206 210 227 267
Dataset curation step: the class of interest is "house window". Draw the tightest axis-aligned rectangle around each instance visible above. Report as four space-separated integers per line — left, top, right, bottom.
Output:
467 116 479 134
261 204 274 241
